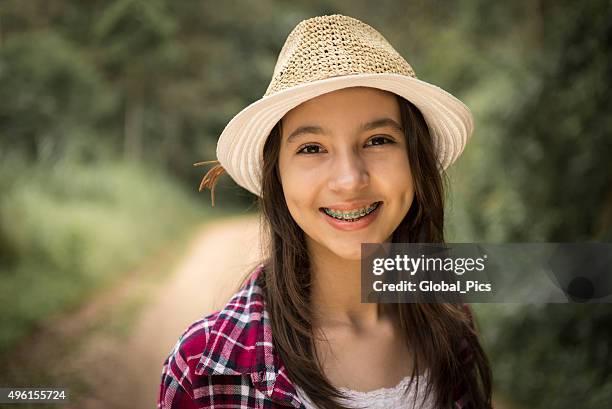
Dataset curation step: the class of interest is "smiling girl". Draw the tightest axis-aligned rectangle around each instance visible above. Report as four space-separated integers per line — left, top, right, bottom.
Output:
159 14 492 409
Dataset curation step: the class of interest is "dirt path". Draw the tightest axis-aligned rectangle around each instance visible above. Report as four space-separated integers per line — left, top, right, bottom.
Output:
60 215 263 409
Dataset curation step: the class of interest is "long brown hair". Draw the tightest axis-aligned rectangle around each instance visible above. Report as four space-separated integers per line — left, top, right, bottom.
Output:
258 96 491 408
254 94 492 409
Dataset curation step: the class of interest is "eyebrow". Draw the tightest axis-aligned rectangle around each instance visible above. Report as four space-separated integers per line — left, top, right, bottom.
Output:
285 117 403 144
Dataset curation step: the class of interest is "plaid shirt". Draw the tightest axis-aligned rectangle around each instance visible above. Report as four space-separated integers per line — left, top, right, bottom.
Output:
158 265 475 408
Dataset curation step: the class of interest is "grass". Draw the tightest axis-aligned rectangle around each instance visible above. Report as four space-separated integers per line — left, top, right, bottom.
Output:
0 155 212 360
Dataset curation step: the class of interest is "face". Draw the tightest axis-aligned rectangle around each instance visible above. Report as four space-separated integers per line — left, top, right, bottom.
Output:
278 87 415 261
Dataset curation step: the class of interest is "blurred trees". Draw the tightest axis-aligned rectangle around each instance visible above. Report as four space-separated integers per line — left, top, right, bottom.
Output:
447 0 612 243
0 30 113 162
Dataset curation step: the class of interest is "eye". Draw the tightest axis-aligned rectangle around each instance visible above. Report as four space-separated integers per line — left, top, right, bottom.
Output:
297 144 326 154
365 135 395 147
296 136 395 154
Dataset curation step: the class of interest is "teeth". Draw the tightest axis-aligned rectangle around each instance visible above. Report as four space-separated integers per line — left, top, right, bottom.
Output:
323 202 379 221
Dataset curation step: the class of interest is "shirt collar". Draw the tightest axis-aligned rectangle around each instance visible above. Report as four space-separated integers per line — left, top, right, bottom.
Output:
194 265 302 408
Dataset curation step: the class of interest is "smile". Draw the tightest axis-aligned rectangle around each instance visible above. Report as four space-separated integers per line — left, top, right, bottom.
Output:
321 201 381 222
318 201 382 232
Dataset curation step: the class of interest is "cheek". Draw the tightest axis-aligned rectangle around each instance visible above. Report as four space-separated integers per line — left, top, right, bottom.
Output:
376 150 413 186
279 163 316 222
376 154 415 213
279 151 325 200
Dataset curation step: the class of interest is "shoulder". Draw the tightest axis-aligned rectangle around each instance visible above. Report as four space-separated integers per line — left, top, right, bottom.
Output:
158 311 221 408
158 264 270 408
165 311 220 382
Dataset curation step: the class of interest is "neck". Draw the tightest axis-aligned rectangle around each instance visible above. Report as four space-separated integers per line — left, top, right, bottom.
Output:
307 240 390 330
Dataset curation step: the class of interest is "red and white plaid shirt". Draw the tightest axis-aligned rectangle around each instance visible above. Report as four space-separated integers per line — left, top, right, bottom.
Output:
158 265 474 408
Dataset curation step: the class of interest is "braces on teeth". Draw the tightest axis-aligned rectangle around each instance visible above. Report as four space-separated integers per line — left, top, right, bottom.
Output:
323 202 380 221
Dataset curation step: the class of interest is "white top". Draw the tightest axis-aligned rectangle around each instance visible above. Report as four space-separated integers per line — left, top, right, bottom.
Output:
294 373 436 409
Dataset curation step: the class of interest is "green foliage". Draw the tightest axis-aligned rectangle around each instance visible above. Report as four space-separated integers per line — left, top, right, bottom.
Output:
0 31 115 160
447 0 612 243
0 155 204 356
446 1 612 407
475 304 612 409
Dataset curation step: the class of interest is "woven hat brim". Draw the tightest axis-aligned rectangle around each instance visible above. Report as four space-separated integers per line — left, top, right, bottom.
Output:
216 73 474 197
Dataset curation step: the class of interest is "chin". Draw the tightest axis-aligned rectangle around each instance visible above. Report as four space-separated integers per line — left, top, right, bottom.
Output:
332 247 363 261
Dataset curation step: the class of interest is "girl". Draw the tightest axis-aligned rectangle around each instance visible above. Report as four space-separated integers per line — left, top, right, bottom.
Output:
159 14 492 409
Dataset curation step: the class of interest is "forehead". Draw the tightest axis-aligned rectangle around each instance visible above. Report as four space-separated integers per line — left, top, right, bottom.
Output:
281 87 400 131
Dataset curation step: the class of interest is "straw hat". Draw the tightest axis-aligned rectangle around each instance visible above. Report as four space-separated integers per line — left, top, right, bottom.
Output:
196 14 473 204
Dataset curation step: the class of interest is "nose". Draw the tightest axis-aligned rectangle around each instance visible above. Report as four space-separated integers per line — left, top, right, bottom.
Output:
327 148 370 193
